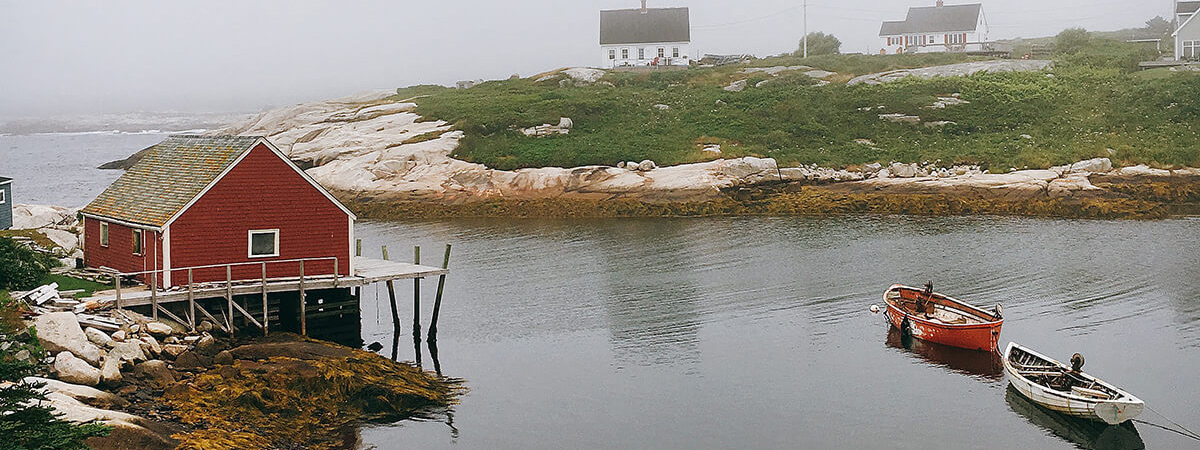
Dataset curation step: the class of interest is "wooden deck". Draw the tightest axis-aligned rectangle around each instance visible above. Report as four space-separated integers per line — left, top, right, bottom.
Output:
90 257 447 308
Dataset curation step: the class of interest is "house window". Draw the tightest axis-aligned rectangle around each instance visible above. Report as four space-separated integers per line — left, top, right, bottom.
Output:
100 222 109 247
0 189 5 204
673 47 679 57
622 48 629 59
248 229 279 258
132 229 144 255
608 49 615 60
1185 41 1200 59
657 47 665 58
638 48 645 60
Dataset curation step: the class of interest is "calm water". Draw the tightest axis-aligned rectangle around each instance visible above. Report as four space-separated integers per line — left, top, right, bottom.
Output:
354 216 1200 450
1 132 171 207
7 133 1199 449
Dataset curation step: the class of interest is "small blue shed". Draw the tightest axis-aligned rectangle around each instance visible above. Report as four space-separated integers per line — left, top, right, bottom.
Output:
0 177 11 230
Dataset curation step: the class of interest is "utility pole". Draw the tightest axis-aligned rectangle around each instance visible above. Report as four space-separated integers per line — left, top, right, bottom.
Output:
803 0 808 58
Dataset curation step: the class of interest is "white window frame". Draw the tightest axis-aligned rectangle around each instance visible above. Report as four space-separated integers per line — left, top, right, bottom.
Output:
100 222 109 247
638 47 645 60
247 229 280 258
673 47 680 57
132 229 144 256
657 47 664 58
621 48 629 59
1185 41 1199 59
608 49 616 60
0 189 5 204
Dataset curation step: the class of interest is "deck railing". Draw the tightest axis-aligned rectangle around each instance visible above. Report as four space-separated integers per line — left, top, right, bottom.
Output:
110 256 341 336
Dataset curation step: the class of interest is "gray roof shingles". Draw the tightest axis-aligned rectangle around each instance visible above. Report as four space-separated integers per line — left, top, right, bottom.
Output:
600 7 690 45
81 135 262 228
880 3 982 36
1179 2 1200 14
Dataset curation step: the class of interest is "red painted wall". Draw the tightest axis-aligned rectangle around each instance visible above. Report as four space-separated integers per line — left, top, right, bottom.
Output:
166 143 350 286
83 218 162 285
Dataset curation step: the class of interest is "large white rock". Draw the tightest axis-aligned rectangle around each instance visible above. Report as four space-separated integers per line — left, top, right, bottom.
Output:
33 312 102 366
723 80 747 92
563 67 606 84
85 327 114 348
100 357 123 384
24 376 124 408
108 342 147 366
144 322 173 337
1058 157 1113 175
10 204 77 230
53 351 101 386
40 228 81 252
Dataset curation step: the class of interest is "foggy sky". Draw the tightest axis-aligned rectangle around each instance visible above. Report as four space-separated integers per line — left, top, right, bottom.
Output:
0 0 1173 116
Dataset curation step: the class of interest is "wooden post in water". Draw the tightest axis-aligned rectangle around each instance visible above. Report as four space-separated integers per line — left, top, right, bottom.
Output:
428 244 451 342
261 262 269 336
187 269 195 330
114 275 122 311
299 260 307 336
225 266 233 332
354 239 362 301
383 246 400 334
413 246 421 342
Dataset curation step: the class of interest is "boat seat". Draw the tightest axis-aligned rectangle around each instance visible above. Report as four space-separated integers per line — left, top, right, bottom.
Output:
1071 386 1111 400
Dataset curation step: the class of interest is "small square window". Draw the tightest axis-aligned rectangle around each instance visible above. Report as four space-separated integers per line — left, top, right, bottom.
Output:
657 47 664 58
609 49 616 60
100 222 109 247
638 48 645 60
132 229 144 255
622 48 629 59
248 229 279 258
673 47 680 57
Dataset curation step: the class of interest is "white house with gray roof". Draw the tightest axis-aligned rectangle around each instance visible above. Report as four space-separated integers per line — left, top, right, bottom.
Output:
880 1 988 54
1175 1 1200 60
600 1 690 68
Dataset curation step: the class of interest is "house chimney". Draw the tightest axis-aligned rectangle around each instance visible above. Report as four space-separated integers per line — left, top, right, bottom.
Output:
936 0 944 6
641 0 647 13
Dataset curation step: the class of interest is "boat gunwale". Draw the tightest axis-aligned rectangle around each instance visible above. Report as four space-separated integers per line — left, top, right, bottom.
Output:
1002 342 1142 406
883 284 1003 329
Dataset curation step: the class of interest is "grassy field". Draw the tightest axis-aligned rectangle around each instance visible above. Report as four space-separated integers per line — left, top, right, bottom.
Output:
394 39 1199 172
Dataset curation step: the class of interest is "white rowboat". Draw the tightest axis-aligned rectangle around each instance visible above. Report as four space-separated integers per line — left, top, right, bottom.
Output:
1003 342 1144 425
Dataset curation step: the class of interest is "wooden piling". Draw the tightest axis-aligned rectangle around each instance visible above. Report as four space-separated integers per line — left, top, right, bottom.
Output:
383 246 400 333
299 260 307 336
428 244 451 342
413 246 421 342
151 271 159 321
225 266 233 332
354 239 361 301
187 269 195 330
261 262 269 336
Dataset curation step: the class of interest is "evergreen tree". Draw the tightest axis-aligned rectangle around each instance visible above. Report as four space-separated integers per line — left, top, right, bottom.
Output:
0 292 109 450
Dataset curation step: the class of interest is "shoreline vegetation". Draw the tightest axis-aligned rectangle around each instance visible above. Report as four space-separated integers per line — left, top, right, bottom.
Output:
342 175 1200 221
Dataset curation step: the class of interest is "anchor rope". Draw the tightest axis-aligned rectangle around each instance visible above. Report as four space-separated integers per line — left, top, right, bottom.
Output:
1139 405 1200 441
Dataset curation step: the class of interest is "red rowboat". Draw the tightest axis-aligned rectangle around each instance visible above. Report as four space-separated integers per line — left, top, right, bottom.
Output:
883 283 1003 352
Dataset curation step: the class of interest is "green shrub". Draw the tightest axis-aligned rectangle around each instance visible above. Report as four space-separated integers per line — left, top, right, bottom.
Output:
0 238 59 291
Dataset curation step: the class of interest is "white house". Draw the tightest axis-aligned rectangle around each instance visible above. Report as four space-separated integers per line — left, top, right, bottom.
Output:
1175 1 1200 60
600 1 690 68
879 1 988 54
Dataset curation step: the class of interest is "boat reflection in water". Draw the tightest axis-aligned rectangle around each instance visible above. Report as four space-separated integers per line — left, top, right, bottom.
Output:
1005 386 1145 450
885 327 1003 379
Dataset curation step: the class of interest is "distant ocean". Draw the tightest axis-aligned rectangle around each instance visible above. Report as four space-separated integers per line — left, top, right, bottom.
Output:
0 113 249 207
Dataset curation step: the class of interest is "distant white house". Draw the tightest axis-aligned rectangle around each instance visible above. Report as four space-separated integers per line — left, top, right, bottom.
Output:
599 1 690 68
1175 1 1200 60
879 1 988 54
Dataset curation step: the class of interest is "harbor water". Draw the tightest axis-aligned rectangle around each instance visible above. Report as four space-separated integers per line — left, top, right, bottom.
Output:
4 132 1197 449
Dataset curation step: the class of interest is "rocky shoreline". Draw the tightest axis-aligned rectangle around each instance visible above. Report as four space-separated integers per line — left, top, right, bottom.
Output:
176 89 1199 219
4 297 460 450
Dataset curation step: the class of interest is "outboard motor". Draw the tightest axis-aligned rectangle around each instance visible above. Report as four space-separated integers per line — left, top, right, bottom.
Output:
1070 353 1085 372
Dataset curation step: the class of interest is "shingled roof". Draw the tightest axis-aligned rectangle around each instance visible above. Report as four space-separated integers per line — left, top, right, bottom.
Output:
1179 2 1200 15
600 7 690 45
880 3 982 36
82 135 264 228
0 177 11 184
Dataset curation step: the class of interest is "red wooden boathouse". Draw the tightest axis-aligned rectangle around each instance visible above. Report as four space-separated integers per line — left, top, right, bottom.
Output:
81 135 355 288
